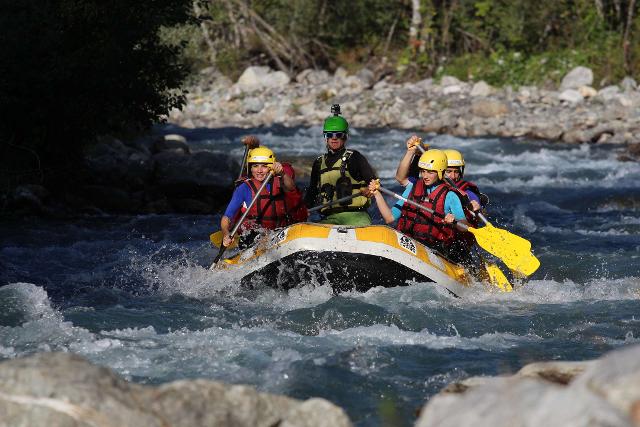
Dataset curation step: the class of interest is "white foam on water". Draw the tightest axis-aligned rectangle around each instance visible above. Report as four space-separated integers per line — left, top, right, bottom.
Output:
318 324 542 352
0 283 96 359
458 277 640 305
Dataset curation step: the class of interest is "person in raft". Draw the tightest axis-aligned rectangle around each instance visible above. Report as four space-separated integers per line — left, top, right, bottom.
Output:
303 104 377 226
368 148 473 264
235 135 308 223
221 146 296 249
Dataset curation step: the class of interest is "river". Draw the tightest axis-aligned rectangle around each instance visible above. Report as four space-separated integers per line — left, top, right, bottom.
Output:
2 126 640 426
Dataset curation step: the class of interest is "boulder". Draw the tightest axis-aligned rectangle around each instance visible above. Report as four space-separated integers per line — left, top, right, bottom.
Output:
440 75 462 87
237 66 271 90
153 150 237 201
620 76 638 92
152 135 190 155
296 69 330 85
560 66 594 91
598 85 621 100
578 86 598 98
559 89 584 104
417 345 640 427
470 81 493 97
0 352 352 427
471 100 510 117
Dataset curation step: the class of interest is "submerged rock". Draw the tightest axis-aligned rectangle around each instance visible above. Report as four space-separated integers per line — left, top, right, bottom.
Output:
0 352 352 427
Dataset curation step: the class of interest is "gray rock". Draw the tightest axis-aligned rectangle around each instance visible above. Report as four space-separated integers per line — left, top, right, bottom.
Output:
296 69 330 85
571 339 640 416
560 66 594 91
596 86 620 101
559 89 584 104
0 352 352 427
620 76 638 92
470 81 493 97
152 135 191 155
471 100 510 117
416 377 632 427
242 97 265 114
440 75 462 87
153 150 236 199
355 68 375 88
237 66 271 91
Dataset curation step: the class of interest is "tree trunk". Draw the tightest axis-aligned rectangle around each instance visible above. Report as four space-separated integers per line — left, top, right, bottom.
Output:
409 0 422 52
623 0 637 74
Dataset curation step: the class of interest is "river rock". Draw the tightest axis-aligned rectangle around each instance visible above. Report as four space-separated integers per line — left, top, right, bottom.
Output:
152 134 190 155
620 76 638 92
560 66 594 91
471 99 510 118
0 352 352 427
416 344 640 427
559 89 584 104
470 81 493 97
296 69 331 85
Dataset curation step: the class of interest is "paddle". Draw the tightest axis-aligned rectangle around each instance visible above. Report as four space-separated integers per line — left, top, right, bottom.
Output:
237 145 250 181
209 230 237 249
377 186 540 276
211 171 274 268
442 176 539 276
308 190 365 213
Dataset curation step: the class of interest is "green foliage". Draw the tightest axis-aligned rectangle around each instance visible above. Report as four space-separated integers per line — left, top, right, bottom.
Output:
0 0 191 188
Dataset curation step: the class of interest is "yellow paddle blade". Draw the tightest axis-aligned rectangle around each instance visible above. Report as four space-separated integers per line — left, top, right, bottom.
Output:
209 231 238 249
484 263 513 292
467 224 540 276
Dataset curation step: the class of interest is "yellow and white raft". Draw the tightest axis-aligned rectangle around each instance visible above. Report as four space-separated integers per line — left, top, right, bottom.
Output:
213 223 512 296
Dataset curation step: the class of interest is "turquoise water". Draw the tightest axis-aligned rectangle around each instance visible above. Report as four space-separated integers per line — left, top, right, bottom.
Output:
2 127 640 426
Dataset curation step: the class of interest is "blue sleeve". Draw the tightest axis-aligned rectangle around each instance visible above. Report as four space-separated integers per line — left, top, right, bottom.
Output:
223 184 251 218
391 182 413 221
444 192 466 220
465 190 480 204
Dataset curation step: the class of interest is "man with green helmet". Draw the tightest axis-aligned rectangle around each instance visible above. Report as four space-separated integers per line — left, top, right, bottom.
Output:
304 104 377 226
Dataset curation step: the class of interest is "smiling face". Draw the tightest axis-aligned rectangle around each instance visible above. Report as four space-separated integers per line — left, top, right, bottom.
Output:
420 169 440 186
250 163 270 181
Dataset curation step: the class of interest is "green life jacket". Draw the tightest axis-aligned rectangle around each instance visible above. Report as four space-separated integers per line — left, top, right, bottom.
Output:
318 150 370 215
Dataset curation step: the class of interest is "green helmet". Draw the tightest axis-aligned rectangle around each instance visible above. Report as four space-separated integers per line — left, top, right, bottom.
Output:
323 115 349 133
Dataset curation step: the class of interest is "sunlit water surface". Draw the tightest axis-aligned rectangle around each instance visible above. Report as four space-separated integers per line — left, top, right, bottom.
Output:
2 126 640 426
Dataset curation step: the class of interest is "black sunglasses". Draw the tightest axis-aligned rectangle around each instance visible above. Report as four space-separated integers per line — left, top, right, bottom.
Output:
323 131 347 139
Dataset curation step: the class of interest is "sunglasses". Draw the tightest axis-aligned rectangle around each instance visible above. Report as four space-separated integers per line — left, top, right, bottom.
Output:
323 131 347 139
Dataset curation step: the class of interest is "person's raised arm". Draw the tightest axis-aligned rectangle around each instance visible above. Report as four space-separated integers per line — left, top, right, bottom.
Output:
395 135 422 185
273 162 295 192
368 180 395 224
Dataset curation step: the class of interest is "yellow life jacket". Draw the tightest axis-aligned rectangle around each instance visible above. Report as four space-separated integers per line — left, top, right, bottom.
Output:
318 150 370 215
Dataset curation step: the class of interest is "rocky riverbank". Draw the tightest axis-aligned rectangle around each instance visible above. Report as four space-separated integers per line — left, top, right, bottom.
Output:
416 344 640 427
170 65 640 154
3 344 639 426
0 352 351 427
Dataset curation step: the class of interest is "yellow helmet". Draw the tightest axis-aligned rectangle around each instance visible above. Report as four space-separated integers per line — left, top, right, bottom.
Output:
247 146 275 165
417 149 448 180
443 149 465 176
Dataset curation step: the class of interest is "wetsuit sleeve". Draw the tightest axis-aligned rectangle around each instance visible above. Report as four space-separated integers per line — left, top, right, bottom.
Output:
223 184 251 218
391 181 413 221
303 159 321 208
444 192 466 221
347 151 377 183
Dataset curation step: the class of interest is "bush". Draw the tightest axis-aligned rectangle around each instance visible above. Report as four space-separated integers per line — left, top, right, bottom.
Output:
0 0 191 189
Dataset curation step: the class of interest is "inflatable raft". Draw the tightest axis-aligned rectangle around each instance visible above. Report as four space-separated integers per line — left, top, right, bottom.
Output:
213 223 510 296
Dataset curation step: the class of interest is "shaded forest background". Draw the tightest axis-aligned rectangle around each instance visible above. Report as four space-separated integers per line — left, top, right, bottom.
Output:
1 0 639 199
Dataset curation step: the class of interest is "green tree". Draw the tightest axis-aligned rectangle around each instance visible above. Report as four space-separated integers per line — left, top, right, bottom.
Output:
0 0 191 190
